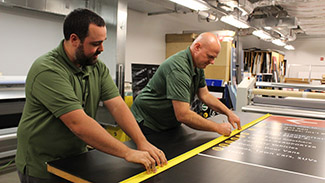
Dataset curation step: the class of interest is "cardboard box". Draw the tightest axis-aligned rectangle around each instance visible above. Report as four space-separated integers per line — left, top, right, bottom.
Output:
284 78 310 84
166 33 198 43
204 65 230 82
166 42 192 58
166 33 197 58
213 41 232 67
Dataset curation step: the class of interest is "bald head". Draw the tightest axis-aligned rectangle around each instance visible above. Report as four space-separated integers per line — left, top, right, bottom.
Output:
190 32 221 69
191 32 220 49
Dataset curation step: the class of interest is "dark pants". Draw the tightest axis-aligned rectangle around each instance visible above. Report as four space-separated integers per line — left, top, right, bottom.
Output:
18 170 71 183
139 121 157 135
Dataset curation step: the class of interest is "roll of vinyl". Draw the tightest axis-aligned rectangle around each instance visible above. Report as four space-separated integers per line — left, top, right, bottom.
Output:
252 89 325 99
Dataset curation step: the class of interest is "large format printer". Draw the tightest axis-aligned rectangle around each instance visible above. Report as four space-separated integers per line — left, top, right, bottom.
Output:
236 77 325 119
0 75 120 165
0 76 25 166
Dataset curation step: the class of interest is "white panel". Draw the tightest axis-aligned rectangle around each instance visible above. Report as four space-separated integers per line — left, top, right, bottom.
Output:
0 6 64 76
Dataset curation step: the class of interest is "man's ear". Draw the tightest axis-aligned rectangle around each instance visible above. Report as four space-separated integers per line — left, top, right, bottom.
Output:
194 42 201 51
70 33 80 47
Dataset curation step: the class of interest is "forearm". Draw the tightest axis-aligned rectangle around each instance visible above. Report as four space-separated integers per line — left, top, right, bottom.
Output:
201 93 232 116
104 97 148 146
113 104 147 144
200 93 241 129
104 97 168 167
61 108 163 173
178 109 224 133
61 110 131 159
173 99 233 135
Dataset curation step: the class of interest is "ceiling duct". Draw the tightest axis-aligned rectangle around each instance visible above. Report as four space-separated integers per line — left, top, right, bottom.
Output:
197 10 218 22
248 5 297 28
249 15 297 28
247 5 297 42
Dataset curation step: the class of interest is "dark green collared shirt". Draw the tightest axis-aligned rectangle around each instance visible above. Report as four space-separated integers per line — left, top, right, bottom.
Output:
15 40 119 179
131 47 206 132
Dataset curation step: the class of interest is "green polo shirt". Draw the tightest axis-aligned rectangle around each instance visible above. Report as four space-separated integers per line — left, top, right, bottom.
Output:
15 40 120 179
131 47 206 132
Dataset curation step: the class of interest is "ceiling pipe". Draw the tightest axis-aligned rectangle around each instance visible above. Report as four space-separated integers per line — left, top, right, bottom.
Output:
197 10 219 22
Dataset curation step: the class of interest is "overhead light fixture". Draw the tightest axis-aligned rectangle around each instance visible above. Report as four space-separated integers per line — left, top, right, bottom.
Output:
272 39 286 46
219 0 248 16
252 30 272 41
284 45 295 50
220 15 250 29
220 5 233 12
168 0 210 11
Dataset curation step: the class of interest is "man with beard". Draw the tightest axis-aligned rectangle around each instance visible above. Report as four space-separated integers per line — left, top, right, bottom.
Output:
131 32 241 136
15 8 166 183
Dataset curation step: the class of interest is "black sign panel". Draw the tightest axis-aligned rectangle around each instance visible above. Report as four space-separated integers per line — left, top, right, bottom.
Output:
201 116 325 178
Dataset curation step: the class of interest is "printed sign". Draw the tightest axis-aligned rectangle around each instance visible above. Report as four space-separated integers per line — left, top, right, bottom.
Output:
202 116 325 178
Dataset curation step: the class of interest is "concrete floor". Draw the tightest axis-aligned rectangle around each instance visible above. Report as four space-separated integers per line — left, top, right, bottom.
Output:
0 167 20 183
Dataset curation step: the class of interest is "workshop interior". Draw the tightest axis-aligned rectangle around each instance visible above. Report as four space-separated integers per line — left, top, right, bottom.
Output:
0 0 324 182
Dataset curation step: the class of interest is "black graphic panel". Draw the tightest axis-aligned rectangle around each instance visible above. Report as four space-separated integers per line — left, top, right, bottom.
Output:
201 116 325 178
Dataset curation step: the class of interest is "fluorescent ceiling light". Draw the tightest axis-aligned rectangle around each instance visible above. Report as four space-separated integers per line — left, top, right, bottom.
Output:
272 39 286 46
220 15 250 29
252 30 272 40
284 45 295 50
220 5 233 12
168 0 210 11
219 0 248 16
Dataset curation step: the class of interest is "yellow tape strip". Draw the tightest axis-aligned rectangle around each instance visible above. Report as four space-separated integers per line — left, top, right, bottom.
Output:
120 113 271 183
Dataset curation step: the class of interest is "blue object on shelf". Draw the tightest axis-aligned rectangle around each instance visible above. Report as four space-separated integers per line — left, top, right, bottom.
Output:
205 79 223 87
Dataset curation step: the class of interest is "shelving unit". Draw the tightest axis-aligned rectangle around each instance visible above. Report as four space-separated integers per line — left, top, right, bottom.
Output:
243 49 285 82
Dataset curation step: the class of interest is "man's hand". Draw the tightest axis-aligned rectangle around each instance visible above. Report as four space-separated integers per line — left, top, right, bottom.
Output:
137 141 168 167
124 149 157 173
227 113 241 130
216 122 232 136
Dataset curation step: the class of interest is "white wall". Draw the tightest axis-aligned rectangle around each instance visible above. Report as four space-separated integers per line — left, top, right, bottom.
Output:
0 6 116 79
126 9 325 81
284 37 325 78
2 6 324 81
125 9 234 82
0 6 64 76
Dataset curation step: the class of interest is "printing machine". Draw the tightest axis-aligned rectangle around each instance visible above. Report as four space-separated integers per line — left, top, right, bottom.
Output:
236 77 325 119
0 76 26 165
0 75 120 163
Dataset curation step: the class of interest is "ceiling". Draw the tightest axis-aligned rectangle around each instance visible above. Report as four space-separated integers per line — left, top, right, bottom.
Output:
279 0 325 37
128 0 325 41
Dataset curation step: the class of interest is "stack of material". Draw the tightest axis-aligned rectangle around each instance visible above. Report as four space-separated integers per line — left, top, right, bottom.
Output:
322 74 325 84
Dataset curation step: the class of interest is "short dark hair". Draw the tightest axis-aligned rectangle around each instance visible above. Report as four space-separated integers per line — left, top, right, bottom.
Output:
63 8 105 42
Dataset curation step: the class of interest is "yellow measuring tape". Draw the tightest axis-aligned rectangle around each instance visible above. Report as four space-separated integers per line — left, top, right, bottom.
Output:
120 113 271 183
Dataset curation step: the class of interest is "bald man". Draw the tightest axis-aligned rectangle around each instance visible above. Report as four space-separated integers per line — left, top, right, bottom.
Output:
131 32 241 136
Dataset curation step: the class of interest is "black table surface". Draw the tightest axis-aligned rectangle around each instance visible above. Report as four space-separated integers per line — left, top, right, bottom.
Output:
48 112 325 183
47 112 265 182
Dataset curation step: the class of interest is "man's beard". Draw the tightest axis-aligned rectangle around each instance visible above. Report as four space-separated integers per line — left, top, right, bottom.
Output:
75 45 101 67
